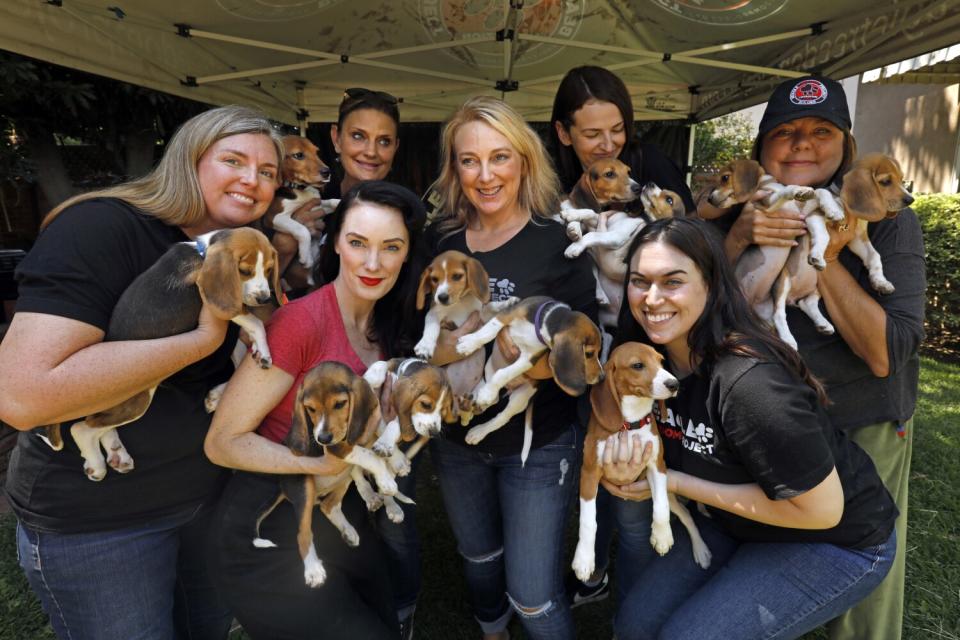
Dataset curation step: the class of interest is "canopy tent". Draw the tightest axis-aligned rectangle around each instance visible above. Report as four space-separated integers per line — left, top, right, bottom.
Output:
863 43 960 84
2 0 959 128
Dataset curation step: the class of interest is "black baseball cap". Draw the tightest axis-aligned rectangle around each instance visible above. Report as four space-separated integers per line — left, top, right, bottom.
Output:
758 75 851 136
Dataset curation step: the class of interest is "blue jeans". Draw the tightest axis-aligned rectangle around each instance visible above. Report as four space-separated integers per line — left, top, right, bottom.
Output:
375 450 423 622
431 424 580 640
614 509 897 640
17 504 231 640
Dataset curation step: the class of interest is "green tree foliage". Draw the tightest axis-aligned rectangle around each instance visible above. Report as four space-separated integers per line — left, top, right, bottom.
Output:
914 193 960 352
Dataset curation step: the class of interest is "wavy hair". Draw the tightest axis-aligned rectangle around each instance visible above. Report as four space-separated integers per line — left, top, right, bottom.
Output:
42 105 283 230
318 180 427 357
430 96 561 235
615 217 828 404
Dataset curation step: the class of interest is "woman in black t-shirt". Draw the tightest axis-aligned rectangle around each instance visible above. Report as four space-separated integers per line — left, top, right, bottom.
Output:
601 217 897 640
0 105 284 640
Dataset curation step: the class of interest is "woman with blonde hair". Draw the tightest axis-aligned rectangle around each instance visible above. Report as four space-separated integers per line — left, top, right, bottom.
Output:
0 105 282 640
426 96 597 640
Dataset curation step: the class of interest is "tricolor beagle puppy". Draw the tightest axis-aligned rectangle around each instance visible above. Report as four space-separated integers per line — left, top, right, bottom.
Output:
265 135 339 281
252 361 399 588
456 296 603 464
36 227 280 481
767 153 914 348
557 157 641 239
573 343 711 583
414 251 518 406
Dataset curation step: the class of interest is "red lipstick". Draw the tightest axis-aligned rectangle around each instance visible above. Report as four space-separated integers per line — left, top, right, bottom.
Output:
359 276 384 287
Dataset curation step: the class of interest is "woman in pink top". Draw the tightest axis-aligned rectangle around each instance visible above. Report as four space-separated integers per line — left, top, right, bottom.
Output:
204 180 427 639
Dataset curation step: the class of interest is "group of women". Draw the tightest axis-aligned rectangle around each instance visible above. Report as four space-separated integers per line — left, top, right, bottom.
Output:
0 65 922 640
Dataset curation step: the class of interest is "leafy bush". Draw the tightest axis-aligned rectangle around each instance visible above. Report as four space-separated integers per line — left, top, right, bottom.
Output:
914 194 960 350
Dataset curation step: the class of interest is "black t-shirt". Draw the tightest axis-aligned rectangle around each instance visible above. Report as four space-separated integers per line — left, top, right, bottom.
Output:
430 218 598 455
656 346 897 549
7 198 236 533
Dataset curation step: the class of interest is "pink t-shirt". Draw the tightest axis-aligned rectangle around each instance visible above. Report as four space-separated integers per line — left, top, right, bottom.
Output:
256 283 368 444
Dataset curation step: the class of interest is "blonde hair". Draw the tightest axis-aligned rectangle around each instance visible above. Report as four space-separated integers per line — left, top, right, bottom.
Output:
431 96 561 234
42 105 283 230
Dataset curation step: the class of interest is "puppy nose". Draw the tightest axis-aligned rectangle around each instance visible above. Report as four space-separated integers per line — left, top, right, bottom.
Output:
437 292 450 304
631 183 642 195
903 194 914 207
645 182 656 190
320 167 331 179
256 292 272 304
315 432 333 445
665 377 679 393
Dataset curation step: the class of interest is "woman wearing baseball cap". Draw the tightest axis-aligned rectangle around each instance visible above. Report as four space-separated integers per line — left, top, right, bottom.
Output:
699 75 925 640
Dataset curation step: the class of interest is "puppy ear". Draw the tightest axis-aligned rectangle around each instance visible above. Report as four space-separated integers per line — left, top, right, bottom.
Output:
285 382 314 456
441 379 458 424
415 267 432 310
842 166 885 220
197 240 244 319
733 160 762 202
392 378 418 442
590 359 622 431
549 334 587 397
347 376 377 444
466 257 490 303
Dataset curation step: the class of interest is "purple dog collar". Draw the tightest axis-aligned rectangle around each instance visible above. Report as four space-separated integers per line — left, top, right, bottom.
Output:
534 300 569 346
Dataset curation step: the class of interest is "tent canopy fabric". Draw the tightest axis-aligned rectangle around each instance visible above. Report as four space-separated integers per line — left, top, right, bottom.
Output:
3 0 959 125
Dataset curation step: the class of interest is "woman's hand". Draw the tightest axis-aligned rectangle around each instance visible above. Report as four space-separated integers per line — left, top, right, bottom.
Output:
822 212 858 264
724 191 806 261
600 431 654 487
495 328 553 380
429 311 482 366
193 302 231 358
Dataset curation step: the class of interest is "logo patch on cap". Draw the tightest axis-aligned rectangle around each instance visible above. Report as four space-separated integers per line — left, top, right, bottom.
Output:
790 79 828 105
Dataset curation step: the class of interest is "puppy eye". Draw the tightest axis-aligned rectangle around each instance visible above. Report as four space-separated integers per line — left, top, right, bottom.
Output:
430 276 439 284
584 350 595 359
720 175 729 183
451 273 463 281
631 362 645 370
604 170 615 178
291 152 305 160
239 267 253 276
333 400 347 410
879 178 892 186
420 401 433 410
665 196 674 205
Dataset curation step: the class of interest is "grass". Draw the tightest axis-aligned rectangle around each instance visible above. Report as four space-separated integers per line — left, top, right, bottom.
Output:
2 356 958 639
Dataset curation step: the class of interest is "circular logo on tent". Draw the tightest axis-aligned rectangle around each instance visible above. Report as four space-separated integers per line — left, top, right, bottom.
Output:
419 0 585 68
789 79 828 105
649 0 788 25
216 0 345 22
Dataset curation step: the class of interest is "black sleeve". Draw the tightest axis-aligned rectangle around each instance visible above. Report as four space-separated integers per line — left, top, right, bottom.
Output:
542 222 598 323
635 143 696 213
14 200 147 331
718 361 835 500
865 210 926 375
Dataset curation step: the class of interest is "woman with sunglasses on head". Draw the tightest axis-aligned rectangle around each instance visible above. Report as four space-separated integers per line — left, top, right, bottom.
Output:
601 216 897 640
550 64 696 608
205 180 428 640
698 76 924 640
425 96 598 640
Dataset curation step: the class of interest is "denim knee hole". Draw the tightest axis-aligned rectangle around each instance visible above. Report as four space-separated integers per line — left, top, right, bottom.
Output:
460 547 503 564
506 592 554 619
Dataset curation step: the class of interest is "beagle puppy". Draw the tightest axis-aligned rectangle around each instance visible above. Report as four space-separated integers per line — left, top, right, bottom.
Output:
565 180 684 332
768 153 914 348
252 361 400 588
36 227 281 481
456 296 603 463
556 157 641 242
265 135 339 280
573 343 711 582
414 251 518 407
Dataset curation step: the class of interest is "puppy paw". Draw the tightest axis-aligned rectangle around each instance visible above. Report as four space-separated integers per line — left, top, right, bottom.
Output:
564 243 585 259
815 322 836 336
791 186 815 202
456 336 483 356
691 540 713 570
571 545 596 583
650 521 675 556
413 339 435 360
373 441 394 458
872 278 895 295
204 383 226 413
385 500 405 524
106 447 134 474
566 222 583 241
83 462 107 482
474 385 499 410
807 254 827 271
464 425 491 446
252 349 272 369
388 454 411 478
341 524 360 548
361 493 384 512
304 561 327 588
375 475 398 497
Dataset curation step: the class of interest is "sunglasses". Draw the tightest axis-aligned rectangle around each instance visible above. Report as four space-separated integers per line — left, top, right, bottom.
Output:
340 87 400 110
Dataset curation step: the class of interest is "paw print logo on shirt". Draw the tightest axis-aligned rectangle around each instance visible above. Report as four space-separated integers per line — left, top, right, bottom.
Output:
490 277 516 302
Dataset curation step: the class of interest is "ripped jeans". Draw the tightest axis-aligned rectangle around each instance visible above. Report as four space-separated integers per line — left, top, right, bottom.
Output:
431 423 580 640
